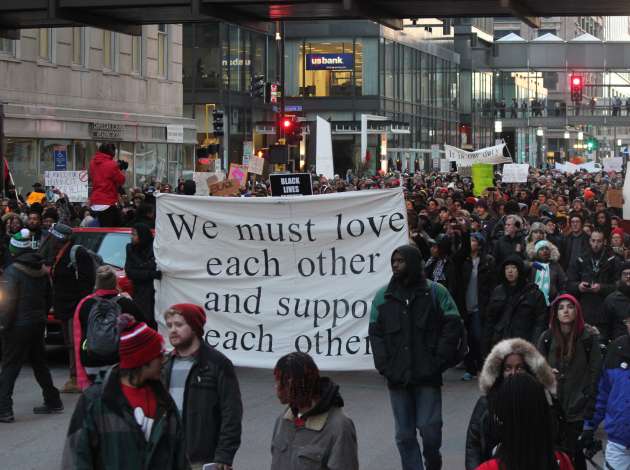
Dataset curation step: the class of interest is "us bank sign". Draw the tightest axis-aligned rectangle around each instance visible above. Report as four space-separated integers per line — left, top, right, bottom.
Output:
306 53 354 71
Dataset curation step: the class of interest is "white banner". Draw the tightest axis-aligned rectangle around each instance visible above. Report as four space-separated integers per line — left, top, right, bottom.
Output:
502 163 530 183
154 190 408 370
444 143 511 167
44 171 88 202
603 157 623 173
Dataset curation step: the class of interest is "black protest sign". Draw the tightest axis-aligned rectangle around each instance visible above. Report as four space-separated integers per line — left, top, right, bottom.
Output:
270 173 313 196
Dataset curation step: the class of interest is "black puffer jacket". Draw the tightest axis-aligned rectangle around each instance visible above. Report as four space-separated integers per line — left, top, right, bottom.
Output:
604 286 630 343
1 252 51 328
125 224 160 329
492 233 526 267
483 256 547 355
162 343 243 466
454 251 497 319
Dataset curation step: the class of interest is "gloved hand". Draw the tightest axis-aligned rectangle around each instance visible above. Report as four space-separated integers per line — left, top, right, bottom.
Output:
578 429 595 450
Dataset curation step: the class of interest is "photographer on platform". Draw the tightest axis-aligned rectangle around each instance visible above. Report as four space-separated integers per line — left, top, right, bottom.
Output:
88 142 127 227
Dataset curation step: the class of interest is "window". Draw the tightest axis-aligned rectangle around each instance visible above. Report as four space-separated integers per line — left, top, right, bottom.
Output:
299 41 357 97
39 28 52 61
157 24 168 77
72 27 85 65
132 34 143 75
0 36 15 56
103 30 116 70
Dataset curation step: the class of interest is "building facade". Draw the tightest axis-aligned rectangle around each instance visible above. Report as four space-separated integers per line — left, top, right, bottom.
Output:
0 25 196 195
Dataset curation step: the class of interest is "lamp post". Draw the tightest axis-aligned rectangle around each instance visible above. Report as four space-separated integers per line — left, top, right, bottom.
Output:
564 131 570 163
536 127 544 168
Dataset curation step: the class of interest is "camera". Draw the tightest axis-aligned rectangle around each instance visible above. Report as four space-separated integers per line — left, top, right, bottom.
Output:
117 160 129 171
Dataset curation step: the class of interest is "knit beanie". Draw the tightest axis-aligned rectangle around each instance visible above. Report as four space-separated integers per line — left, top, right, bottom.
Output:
169 303 207 338
118 320 163 370
535 239 552 253
10 228 33 256
612 227 625 237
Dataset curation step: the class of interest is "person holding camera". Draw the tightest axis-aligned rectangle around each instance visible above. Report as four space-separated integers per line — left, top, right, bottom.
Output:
567 229 621 345
88 142 126 227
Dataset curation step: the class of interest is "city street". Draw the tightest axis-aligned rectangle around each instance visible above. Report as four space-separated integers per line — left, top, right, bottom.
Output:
3 349 484 470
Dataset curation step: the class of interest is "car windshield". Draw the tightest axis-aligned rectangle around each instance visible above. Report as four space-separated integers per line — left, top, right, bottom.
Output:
98 233 131 268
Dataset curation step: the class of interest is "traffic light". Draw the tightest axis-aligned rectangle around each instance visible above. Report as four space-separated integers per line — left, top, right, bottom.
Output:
280 115 301 145
212 109 224 137
586 137 599 152
570 74 584 103
250 74 265 99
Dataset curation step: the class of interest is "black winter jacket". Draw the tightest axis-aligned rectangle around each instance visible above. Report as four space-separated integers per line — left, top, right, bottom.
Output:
1 252 51 328
604 287 630 343
162 343 243 466
567 249 620 339
483 258 547 355
125 224 159 329
51 242 96 321
454 252 497 318
492 234 526 267
369 245 463 387
561 232 590 270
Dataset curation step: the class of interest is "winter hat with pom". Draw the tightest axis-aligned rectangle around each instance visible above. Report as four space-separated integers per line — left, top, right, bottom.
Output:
118 316 163 370
10 228 33 256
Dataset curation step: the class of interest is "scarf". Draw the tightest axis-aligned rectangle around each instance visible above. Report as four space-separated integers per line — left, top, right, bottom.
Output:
534 262 552 305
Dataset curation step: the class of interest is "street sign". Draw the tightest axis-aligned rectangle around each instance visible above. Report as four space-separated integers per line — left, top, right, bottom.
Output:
270 173 313 196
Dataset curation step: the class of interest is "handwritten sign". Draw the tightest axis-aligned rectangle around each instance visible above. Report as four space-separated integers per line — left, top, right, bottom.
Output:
502 164 530 183
248 155 265 176
228 164 248 188
44 171 88 202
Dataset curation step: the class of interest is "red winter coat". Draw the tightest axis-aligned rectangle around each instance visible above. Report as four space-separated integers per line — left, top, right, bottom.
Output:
89 152 125 206
475 452 574 470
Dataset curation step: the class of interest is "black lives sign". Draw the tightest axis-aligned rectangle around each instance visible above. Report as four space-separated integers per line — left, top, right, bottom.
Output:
270 173 313 196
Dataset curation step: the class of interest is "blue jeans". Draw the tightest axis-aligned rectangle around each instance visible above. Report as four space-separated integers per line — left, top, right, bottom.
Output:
389 385 443 470
606 441 630 470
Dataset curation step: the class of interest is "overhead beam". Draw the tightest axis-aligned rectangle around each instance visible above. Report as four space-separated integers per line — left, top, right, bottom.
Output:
500 0 541 28
193 0 269 33
49 0 142 35
342 0 403 30
0 30 20 40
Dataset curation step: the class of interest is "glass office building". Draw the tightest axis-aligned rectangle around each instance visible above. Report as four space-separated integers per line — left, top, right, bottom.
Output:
283 21 460 173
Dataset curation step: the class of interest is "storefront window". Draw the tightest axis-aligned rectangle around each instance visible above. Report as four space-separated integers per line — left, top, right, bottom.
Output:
5 139 37 196
193 24 221 90
362 38 378 95
135 143 157 186
40 140 73 174
299 41 359 97
156 144 168 183
118 142 134 188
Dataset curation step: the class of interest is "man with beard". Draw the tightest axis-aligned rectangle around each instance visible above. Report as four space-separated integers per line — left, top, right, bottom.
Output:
568 229 621 344
492 215 526 266
26 209 47 251
603 262 630 343
369 245 463 470
271 352 358 470
162 304 242 470
562 214 590 271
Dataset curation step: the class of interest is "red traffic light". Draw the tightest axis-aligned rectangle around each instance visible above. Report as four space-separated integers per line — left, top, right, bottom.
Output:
570 75 583 88
282 118 292 128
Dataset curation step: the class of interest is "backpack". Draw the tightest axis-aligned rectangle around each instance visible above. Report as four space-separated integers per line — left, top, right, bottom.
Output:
85 295 122 360
68 244 103 279
430 281 469 368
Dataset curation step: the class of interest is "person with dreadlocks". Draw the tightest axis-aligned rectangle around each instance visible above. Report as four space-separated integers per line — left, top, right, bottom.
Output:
270 352 358 470
474 373 574 470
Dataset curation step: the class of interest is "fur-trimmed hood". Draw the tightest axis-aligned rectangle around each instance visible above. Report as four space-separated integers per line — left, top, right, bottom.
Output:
479 338 557 396
526 239 561 262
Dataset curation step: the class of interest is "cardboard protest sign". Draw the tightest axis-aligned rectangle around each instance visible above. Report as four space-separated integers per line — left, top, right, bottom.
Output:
155 189 408 370
228 164 248 188
44 171 88 202
248 156 265 176
502 164 530 183
607 189 624 208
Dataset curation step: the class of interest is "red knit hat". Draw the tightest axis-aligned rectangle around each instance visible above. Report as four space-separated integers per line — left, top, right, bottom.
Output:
119 321 164 369
169 303 207 338
612 227 625 237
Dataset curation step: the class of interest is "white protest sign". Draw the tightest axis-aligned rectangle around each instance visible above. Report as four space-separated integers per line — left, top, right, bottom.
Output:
555 162 579 174
445 143 511 167
155 189 408 370
439 159 451 173
502 164 530 183
603 157 623 173
248 155 265 176
624 165 630 220
44 171 88 202
192 171 225 196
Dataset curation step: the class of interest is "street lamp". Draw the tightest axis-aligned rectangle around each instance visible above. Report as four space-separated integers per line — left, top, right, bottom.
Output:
494 120 502 133
564 131 570 139
578 131 584 140
617 138 622 146
536 128 544 137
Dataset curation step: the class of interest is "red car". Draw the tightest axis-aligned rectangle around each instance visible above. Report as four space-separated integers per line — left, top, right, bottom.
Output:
46 227 135 344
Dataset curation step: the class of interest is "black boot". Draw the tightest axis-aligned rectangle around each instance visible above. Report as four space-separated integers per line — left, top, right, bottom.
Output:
33 402 64 414
0 410 15 422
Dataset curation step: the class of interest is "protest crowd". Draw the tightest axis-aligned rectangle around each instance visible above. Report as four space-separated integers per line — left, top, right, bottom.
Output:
1 141 630 469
